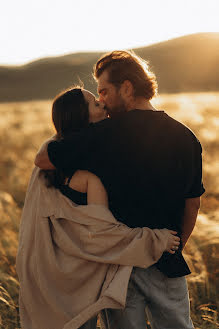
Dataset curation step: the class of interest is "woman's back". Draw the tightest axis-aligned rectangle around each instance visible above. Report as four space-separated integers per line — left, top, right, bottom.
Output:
60 170 108 207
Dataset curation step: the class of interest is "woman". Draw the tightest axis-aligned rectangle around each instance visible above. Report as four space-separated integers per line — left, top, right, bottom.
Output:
16 87 180 329
43 87 110 209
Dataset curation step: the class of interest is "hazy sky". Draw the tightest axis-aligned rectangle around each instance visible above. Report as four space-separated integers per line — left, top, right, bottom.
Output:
1 0 219 65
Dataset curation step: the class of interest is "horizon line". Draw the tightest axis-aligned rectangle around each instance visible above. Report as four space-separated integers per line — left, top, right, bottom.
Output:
1 31 218 67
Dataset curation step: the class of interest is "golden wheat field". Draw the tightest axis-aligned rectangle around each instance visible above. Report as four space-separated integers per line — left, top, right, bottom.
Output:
0 92 218 329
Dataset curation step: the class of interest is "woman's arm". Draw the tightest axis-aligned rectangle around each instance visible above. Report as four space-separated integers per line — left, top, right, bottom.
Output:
35 135 56 169
68 170 178 254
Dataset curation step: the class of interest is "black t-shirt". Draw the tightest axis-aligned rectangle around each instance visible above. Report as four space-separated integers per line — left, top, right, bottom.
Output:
48 110 205 277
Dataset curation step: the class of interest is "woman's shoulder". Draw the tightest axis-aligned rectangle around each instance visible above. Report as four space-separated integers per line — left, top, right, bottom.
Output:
68 169 100 190
67 170 90 193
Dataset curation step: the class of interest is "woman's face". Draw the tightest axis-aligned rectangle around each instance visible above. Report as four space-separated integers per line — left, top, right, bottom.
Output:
82 90 108 123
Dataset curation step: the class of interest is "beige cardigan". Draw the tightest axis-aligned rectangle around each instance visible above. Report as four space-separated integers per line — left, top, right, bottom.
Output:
16 167 168 329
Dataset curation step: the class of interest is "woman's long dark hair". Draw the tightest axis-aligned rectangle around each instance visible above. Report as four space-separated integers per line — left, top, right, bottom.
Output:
43 87 89 188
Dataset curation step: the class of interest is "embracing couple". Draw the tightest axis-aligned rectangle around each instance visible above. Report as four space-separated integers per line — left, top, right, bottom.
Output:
16 51 205 329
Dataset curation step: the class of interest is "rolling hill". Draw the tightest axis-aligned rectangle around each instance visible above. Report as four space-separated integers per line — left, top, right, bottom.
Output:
0 32 219 102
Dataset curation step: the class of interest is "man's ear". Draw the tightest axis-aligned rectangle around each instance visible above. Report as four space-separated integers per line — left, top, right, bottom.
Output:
121 80 134 97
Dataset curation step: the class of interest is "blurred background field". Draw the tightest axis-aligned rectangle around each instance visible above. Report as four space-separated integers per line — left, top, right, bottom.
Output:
1 0 219 326
0 92 218 328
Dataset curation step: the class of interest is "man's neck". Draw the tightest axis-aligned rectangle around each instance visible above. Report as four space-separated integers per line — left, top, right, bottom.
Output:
127 98 157 111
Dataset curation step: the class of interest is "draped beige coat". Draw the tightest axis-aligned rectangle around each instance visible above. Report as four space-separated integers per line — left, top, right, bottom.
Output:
16 167 168 329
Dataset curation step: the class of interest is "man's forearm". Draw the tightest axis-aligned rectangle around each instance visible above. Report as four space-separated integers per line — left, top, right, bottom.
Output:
181 197 200 249
34 136 56 169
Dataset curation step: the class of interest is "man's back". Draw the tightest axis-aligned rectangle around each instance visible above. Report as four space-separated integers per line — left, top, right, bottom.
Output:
83 110 203 230
48 109 204 277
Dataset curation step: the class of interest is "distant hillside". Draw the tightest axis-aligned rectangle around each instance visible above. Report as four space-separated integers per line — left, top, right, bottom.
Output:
1 33 219 102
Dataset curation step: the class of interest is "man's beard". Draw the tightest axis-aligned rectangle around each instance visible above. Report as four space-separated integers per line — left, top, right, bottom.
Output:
106 99 128 118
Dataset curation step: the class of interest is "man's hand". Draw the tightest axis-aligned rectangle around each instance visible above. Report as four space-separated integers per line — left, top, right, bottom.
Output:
181 197 200 249
34 136 56 169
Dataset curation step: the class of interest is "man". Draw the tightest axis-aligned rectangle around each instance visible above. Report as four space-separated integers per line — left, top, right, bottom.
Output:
35 51 205 329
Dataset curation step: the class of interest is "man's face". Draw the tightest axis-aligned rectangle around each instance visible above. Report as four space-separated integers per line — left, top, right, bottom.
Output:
97 70 127 118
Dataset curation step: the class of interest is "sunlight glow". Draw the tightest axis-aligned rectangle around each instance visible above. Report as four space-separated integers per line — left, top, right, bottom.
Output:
0 0 219 65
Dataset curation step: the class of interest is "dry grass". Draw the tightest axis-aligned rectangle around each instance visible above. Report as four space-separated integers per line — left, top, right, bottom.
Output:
0 93 218 328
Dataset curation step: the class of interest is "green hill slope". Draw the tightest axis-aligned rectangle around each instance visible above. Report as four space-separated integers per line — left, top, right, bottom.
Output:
0 33 219 102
